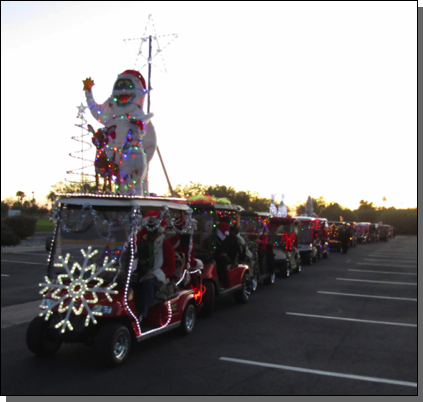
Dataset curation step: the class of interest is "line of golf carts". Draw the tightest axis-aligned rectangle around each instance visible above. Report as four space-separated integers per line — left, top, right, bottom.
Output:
26 194 377 367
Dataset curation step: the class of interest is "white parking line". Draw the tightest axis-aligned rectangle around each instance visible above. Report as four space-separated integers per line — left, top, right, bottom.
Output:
219 357 417 388
317 291 417 301
286 312 417 327
357 263 417 268
1 274 10 277
368 256 416 260
349 269 417 276
364 258 416 264
1 260 46 266
337 278 416 286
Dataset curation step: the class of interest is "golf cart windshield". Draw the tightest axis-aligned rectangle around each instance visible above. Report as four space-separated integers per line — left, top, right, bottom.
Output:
297 221 313 243
48 205 134 281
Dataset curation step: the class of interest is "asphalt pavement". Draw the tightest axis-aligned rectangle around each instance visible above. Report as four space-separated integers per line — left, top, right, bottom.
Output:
1 236 417 395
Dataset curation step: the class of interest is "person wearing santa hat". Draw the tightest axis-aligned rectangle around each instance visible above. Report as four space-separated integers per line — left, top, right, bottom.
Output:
135 211 176 322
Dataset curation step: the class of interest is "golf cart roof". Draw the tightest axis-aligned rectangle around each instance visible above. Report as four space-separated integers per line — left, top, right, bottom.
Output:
241 211 272 218
56 194 191 211
293 216 316 221
190 203 244 212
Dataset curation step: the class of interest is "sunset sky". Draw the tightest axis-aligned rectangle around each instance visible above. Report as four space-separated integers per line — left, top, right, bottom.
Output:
1 1 417 210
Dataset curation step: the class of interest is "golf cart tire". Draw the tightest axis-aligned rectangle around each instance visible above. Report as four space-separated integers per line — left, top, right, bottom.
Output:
179 303 197 335
233 273 252 304
95 323 131 367
26 316 62 357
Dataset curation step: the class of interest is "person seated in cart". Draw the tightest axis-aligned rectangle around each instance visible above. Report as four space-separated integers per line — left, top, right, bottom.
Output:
135 211 176 322
215 224 242 284
319 222 328 247
167 215 203 278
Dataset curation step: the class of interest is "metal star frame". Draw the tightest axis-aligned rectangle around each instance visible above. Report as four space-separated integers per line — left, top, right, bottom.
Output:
123 14 178 73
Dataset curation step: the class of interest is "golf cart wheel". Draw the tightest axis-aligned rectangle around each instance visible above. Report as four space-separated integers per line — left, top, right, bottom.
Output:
199 281 215 317
95 323 131 367
234 273 252 304
264 270 276 285
26 316 62 357
179 303 196 335
279 260 292 278
251 270 259 292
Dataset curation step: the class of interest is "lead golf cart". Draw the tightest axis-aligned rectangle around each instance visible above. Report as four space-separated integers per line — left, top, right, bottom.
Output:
26 195 203 367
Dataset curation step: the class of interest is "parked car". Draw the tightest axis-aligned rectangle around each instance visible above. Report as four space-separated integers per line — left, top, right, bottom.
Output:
267 216 301 277
190 202 253 317
27 195 204 367
239 211 275 291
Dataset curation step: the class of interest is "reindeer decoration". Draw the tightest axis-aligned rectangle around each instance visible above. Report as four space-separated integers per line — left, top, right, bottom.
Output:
88 124 120 193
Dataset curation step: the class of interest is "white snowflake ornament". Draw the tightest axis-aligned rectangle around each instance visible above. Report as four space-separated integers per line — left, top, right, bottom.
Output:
39 246 119 333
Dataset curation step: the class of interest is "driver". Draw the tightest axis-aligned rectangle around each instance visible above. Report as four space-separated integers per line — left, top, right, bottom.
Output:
135 211 176 323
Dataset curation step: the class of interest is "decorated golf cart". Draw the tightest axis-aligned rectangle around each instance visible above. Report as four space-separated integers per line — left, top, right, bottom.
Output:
267 216 301 277
355 222 371 244
239 211 275 291
26 195 204 367
292 216 318 265
189 199 253 317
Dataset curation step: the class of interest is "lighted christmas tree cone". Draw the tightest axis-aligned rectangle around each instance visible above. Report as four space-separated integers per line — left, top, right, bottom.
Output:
83 70 156 196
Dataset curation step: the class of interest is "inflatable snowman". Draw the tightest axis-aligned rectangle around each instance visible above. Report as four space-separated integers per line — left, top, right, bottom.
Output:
83 70 157 195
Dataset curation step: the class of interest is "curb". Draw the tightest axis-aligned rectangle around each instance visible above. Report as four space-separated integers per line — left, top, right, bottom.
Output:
1 246 47 254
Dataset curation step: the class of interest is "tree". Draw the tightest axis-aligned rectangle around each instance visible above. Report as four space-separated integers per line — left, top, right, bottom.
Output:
357 200 377 222
16 191 25 203
49 180 96 196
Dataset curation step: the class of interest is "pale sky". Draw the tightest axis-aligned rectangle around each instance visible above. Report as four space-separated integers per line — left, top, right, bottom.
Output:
1 1 417 210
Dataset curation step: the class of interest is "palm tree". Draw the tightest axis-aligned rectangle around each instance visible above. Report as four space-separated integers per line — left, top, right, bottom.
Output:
47 191 56 209
16 191 26 203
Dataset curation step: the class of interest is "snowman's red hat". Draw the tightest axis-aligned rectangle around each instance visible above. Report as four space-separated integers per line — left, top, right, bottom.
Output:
120 70 147 90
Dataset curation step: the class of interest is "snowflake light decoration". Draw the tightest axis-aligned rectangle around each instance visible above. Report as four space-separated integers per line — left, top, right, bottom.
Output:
39 246 119 333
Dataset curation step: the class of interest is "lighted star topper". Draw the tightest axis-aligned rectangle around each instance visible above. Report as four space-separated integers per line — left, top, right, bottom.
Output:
39 246 118 333
76 102 87 115
123 14 178 73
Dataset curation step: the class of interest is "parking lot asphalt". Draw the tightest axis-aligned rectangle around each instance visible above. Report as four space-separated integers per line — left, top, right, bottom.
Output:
1 236 417 395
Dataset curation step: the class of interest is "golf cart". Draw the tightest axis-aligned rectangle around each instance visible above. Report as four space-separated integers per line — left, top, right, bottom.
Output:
378 224 390 241
26 195 203 367
293 216 318 264
267 216 301 277
239 211 275 291
189 202 253 317
314 217 329 259
355 222 370 244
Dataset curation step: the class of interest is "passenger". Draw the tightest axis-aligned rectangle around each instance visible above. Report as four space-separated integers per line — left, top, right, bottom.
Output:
258 226 268 273
320 223 328 248
135 211 176 323
215 225 242 285
339 224 350 254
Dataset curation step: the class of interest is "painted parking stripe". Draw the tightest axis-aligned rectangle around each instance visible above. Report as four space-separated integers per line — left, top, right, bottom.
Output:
357 263 417 268
368 255 416 259
1 274 10 277
1 260 46 266
337 278 416 286
220 357 417 388
364 258 416 264
286 312 417 327
348 269 417 276
317 291 417 301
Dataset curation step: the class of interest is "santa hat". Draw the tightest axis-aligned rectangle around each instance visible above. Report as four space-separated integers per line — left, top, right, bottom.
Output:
120 70 147 90
216 221 231 240
144 210 167 233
